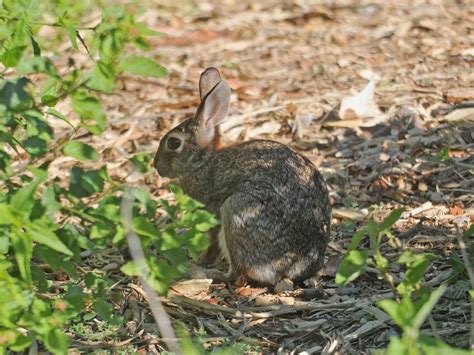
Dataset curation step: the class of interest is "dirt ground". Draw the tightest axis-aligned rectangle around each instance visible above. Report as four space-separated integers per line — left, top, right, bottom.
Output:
53 0 474 353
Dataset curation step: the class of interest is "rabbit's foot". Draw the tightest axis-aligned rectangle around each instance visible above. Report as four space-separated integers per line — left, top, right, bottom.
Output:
224 264 235 280
274 278 294 293
198 247 221 266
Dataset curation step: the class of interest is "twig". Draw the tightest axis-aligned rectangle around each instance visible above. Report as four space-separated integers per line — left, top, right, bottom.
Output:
0 15 97 30
28 338 38 355
121 189 182 354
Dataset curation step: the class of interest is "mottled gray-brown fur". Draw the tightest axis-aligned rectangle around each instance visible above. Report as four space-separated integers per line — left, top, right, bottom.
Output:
154 67 331 285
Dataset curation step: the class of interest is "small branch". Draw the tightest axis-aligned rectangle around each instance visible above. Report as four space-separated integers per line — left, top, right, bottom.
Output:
0 15 97 31
120 189 182 355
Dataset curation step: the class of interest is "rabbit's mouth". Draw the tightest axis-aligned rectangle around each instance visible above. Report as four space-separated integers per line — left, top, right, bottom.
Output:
153 154 181 180
154 158 171 178
153 153 167 175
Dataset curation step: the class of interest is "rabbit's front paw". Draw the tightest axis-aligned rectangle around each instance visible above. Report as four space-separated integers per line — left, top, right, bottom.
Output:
198 247 220 266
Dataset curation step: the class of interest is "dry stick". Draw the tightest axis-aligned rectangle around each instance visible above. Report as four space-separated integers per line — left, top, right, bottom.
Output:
120 190 182 355
455 225 474 351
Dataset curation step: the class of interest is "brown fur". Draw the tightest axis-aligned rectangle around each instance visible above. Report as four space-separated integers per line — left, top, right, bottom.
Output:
154 68 331 285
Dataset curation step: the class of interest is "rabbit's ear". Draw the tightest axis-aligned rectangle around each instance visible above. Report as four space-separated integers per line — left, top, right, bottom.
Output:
199 67 222 100
195 80 231 147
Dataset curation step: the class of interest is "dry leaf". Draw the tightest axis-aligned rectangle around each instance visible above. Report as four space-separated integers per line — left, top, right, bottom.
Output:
338 79 388 127
254 295 279 306
274 278 294 293
449 205 464 216
444 108 474 122
444 88 474 104
332 208 367 220
236 286 267 297
293 114 316 139
170 279 213 297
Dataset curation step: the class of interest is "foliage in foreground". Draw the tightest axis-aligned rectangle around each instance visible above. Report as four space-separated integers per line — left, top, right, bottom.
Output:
0 1 219 353
337 209 473 354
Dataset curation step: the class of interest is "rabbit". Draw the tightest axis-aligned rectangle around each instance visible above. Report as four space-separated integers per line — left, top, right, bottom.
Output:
154 67 331 285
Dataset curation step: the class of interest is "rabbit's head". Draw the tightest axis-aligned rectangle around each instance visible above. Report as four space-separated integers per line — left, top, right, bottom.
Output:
154 68 231 178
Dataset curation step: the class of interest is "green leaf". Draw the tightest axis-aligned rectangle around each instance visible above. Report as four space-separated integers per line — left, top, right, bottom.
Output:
120 261 137 276
0 78 34 111
412 284 447 331
71 91 106 135
170 184 204 211
59 18 78 50
27 220 73 256
36 245 63 271
42 187 61 218
63 141 99 161
118 56 167 78
136 22 165 37
23 136 48 157
64 286 85 312
69 166 107 198
148 276 169 295
86 60 116 93
335 250 368 286
31 265 48 292
385 336 406 355
0 204 17 224
0 235 10 254
379 208 405 231
44 328 69 355
85 272 97 288
367 217 378 248
378 299 407 328
29 34 41 56
9 332 32 352
431 146 450 162
131 152 152 173
46 108 76 131
463 224 474 239
90 221 114 240
23 110 53 140
2 45 27 67
17 57 56 76
132 216 159 238
90 202 121 222
10 231 33 283
400 252 437 289
348 226 367 250
10 168 47 213
185 231 209 256
93 298 122 324
94 298 112 319
41 94 59 106
419 335 471 354
133 36 151 51
469 290 474 299
161 229 181 250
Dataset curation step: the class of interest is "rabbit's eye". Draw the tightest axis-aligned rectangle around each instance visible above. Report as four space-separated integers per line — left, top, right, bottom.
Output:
167 137 182 150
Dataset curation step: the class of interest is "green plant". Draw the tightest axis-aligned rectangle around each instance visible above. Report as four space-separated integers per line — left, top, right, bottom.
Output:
336 209 471 354
0 1 218 353
120 185 218 296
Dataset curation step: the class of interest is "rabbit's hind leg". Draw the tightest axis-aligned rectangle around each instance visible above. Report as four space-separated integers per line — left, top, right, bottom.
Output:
220 193 280 285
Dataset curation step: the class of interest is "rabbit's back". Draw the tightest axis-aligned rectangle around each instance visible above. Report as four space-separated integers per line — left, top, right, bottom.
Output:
180 140 331 284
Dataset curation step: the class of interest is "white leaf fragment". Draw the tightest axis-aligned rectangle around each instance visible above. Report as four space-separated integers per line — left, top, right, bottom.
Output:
338 77 388 127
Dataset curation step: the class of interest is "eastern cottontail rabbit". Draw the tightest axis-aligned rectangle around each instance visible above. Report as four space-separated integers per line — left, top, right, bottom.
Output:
154 67 331 285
